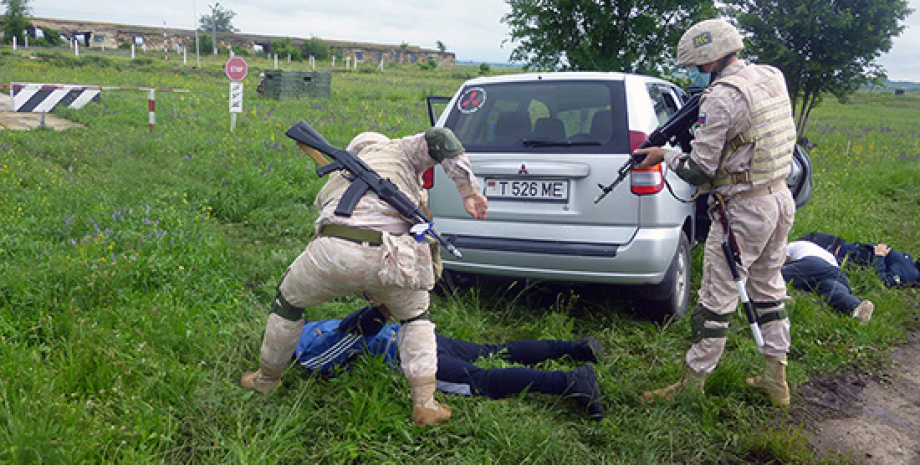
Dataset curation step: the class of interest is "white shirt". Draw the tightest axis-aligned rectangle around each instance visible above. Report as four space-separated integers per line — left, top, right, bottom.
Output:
786 241 838 267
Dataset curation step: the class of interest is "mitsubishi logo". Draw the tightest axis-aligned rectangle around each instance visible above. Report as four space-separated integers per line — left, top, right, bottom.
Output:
518 163 529 175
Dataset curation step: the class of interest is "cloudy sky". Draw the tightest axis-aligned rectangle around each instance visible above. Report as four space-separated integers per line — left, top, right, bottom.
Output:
28 0 920 81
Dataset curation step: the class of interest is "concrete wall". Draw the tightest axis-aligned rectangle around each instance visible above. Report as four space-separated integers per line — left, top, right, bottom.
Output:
19 17 455 66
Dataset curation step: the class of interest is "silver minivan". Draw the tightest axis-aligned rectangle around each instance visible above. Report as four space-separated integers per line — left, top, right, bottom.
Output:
426 72 811 320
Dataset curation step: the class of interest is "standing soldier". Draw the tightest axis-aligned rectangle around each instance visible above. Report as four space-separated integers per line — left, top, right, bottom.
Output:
240 129 489 425
634 18 797 406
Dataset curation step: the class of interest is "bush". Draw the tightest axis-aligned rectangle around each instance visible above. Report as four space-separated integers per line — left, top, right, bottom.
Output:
270 37 301 61
301 37 329 61
37 27 64 47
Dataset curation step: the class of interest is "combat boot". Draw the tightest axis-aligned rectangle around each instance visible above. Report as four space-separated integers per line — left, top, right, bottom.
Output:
745 356 790 406
241 313 304 394
642 366 707 403
566 364 604 421
408 376 452 426
573 337 605 363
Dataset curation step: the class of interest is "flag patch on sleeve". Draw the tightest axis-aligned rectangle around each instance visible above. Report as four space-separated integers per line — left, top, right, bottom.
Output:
697 113 707 125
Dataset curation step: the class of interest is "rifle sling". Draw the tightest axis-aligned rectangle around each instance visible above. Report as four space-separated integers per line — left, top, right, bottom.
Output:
319 224 383 246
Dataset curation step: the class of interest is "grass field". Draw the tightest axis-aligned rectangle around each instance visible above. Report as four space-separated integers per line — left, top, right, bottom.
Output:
1 47 919 464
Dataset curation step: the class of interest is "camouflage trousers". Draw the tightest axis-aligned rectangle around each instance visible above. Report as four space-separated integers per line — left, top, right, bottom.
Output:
687 188 795 374
280 234 438 379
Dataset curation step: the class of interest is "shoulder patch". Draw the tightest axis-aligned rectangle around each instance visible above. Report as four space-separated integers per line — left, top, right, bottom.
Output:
697 113 707 125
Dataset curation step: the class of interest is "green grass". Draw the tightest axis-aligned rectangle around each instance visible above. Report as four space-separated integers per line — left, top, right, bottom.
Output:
1 47 919 464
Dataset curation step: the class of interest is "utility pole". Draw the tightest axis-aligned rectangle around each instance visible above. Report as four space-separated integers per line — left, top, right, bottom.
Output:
193 0 201 67
209 2 219 58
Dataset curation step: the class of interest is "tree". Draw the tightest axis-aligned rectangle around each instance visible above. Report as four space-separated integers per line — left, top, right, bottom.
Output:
37 26 63 47
722 0 913 137
502 0 716 73
2 0 31 45
436 40 447 53
197 33 214 55
271 37 301 61
301 37 329 61
199 3 238 33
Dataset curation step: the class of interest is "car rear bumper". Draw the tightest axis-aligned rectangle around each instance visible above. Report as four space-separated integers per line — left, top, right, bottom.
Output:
441 225 684 285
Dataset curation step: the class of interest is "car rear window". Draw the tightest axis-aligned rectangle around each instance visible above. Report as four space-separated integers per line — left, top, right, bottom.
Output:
444 80 629 154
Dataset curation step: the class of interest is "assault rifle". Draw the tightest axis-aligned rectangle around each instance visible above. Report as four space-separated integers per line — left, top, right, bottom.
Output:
594 87 704 204
285 121 463 259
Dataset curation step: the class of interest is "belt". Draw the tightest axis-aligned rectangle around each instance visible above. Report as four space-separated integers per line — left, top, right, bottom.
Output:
319 224 383 246
725 179 789 200
729 178 788 200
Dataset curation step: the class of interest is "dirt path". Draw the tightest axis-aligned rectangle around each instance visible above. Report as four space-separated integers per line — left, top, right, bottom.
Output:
0 93 83 131
793 330 920 464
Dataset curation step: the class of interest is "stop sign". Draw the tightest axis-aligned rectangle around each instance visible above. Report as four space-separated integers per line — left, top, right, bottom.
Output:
225 56 248 82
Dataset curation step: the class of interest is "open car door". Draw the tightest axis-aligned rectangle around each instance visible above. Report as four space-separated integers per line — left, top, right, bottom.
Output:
427 96 452 126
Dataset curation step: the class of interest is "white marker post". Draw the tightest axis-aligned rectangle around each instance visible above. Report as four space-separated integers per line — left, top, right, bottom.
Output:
225 56 248 132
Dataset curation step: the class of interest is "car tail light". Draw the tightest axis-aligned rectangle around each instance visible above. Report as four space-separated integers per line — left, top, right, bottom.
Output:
628 130 648 153
627 130 664 195
631 165 664 195
422 167 434 189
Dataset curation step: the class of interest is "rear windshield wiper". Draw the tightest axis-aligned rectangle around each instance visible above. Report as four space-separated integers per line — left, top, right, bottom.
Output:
521 139 602 147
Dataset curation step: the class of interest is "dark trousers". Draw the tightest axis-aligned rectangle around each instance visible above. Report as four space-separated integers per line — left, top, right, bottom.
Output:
435 336 578 399
782 256 860 313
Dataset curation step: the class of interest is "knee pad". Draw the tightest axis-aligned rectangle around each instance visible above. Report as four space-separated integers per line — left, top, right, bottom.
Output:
753 301 787 326
690 304 731 343
270 291 304 321
399 310 430 325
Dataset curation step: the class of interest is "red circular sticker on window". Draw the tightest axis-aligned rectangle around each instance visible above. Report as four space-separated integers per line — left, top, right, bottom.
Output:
457 87 486 114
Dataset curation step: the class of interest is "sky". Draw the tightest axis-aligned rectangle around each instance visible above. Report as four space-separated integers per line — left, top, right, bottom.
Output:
26 0 920 82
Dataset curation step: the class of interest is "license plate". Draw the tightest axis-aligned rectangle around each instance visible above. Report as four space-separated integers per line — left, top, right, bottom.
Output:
484 178 569 202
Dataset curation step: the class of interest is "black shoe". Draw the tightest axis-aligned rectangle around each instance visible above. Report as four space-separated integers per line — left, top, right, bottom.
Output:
567 364 604 421
574 337 605 363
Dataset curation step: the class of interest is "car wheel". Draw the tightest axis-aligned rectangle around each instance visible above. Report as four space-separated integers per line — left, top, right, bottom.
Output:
638 233 691 322
435 269 476 295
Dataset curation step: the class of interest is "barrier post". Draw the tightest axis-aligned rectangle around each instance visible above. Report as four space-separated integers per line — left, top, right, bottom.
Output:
148 89 156 132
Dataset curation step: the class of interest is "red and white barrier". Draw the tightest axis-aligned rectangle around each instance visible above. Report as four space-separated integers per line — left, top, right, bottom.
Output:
148 89 156 132
6 83 101 112
3 83 189 131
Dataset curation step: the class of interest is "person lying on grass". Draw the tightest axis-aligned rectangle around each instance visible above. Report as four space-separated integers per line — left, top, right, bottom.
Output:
293 305 605 421
797 231 919 288
782 240 874 324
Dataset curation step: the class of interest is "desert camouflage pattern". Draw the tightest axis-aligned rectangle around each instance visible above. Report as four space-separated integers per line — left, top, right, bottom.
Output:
279 132 480 379
315 133 478 234
663 60 796 374
713 64 796 188
686 187 795 373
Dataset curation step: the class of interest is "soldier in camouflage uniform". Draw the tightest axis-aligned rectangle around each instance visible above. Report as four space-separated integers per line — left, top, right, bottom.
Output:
241 129 489 426
635 18 797 406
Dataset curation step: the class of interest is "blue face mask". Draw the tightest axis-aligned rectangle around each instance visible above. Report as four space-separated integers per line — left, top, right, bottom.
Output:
688 67 711 88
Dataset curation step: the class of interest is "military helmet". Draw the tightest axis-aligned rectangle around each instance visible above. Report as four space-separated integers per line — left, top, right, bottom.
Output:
677 18 744 67
346 132 390 154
